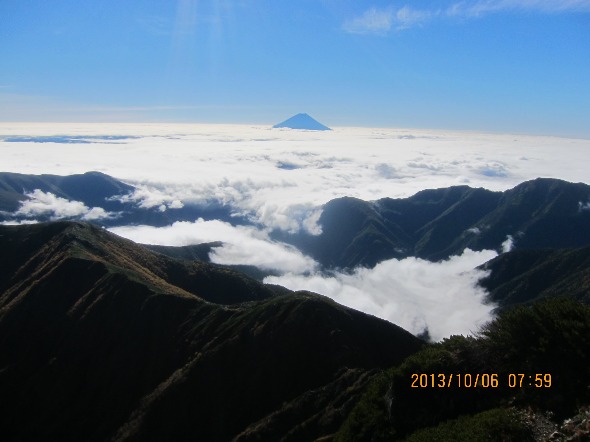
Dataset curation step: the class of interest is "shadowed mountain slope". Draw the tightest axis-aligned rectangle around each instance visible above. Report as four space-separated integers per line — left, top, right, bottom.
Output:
0 222 423 442
280 178 590 268
479 246 590 307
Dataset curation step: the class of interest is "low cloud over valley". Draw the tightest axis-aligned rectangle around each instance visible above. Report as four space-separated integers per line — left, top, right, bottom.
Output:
2 122 589 339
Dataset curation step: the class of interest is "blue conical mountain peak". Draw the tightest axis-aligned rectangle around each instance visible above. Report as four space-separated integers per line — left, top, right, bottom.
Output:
273 113 331 131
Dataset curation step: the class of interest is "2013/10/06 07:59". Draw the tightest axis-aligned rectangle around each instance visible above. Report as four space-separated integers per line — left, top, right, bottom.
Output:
410 373 552 388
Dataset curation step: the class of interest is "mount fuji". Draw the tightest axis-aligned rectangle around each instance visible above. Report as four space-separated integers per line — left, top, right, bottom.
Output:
272 113 331 131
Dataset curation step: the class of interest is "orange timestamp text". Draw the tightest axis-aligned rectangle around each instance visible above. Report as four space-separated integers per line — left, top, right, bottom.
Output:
410 373 552 388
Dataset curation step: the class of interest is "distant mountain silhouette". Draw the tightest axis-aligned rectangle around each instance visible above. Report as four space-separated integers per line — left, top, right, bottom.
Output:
278 178 590 268
0 171 247 227
273 113 331 131
0 170 133 213
4 172 590 273
0 221 423 441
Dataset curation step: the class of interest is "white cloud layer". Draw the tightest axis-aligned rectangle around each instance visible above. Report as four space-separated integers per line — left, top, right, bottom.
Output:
15 190 113 221
109 219 318 274
2 123 588 234
265 248 499 341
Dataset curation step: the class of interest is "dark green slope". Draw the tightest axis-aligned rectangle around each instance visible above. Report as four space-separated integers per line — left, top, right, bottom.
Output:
469 178 590 250
335 298 590 441
282 178 590 269
290 196 413 269
0 221 275 305
393 186 500 259
479 246 590 307
0 222 423 442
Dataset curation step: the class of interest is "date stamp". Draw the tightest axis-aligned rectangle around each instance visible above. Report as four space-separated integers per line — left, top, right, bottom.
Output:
410 373 552 388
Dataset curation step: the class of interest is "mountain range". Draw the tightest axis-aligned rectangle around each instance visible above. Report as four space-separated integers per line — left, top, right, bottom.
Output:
0 171 245 227
1 221 589 441
0 222 422 441
2 170 590 440
3 172 590 271
279 178 590 268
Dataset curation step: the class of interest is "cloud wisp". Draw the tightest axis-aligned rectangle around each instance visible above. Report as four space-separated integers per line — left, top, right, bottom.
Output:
452 0 590 16
343 6 434 34
343 1 590 34
342 7 396 35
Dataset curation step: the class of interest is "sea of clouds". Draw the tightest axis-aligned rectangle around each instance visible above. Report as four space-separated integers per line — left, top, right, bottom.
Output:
2 122 589 339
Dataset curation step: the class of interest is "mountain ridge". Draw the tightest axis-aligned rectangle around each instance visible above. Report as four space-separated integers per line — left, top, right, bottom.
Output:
0 221 423 441
279 177 590 268
3 172 590 271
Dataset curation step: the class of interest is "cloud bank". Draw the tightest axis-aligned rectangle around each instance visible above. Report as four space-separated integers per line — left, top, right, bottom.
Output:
265 248 499 341
1 123 589 235
111 218 498 341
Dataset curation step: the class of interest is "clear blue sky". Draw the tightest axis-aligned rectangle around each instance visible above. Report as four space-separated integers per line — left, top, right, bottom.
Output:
1 0 589 137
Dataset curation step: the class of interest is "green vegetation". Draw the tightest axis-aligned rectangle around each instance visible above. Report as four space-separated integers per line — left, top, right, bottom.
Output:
336 297 590 441
403 408 533 442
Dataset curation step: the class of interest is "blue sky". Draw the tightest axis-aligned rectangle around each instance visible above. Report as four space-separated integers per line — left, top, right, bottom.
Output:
1 0 589 137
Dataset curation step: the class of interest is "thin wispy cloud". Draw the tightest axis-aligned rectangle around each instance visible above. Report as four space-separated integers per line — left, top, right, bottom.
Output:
344 1 590 34
342 6 434 34
454 0 590 16
342 7 395 35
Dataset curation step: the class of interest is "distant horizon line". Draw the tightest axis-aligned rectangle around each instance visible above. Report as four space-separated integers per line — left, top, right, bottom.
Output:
0 120 588 140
